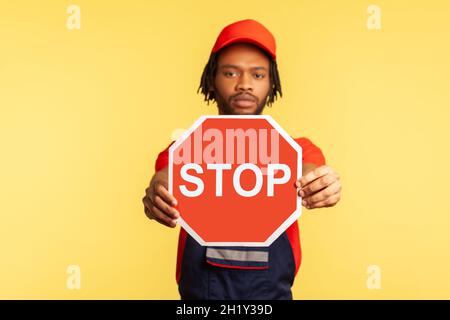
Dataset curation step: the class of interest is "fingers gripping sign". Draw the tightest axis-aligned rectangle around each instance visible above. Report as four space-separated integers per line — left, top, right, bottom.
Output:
296 165 341 209
143 169 180 228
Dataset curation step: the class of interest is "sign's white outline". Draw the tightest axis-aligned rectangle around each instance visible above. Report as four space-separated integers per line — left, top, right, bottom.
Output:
168 115 302 247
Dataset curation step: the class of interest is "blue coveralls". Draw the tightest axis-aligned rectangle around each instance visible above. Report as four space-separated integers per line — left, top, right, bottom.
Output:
178 231 296 300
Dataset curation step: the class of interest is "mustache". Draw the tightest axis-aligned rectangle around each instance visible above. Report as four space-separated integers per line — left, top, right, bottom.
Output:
230 93 258 102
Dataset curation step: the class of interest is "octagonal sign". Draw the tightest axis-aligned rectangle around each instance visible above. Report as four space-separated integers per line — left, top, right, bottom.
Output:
169 115 302 246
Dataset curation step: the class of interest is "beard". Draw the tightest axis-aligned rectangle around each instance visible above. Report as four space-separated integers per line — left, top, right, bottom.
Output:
214 91 268 115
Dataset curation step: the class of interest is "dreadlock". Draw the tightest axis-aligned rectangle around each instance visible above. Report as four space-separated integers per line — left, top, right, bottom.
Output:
197 48 282 107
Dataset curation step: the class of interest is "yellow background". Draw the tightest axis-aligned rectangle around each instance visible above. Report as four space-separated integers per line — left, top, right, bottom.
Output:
1 0 449 299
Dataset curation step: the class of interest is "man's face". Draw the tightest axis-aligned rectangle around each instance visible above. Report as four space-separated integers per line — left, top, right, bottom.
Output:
212 43 271 115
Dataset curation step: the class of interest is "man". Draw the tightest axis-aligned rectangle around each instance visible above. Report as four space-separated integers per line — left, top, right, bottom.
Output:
142 19 341 299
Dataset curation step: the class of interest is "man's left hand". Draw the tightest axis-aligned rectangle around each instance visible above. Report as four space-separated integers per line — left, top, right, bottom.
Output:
296 165 341 209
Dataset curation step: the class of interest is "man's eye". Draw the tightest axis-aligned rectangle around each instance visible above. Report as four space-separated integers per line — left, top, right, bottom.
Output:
224 71 237 77
254 73 265 79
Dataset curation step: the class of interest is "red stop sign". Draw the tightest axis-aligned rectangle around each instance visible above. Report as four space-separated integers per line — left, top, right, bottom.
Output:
169 115 302 246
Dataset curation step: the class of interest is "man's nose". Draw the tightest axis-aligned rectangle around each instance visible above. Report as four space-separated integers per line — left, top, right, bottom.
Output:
236 73 253 92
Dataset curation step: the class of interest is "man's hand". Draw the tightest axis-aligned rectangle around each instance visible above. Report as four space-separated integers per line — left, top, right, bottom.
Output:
296 165 341 209
142 168 180 228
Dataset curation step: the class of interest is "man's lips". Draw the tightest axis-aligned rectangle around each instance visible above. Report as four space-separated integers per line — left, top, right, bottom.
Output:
232 95 257 108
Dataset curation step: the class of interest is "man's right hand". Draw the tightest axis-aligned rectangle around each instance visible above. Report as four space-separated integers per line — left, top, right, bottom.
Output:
142 168 180 228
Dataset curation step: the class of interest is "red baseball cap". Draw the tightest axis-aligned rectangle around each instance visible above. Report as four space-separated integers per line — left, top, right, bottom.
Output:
211 19 277 60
